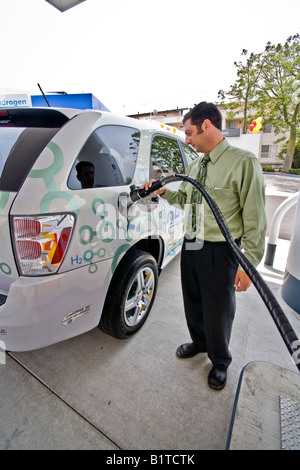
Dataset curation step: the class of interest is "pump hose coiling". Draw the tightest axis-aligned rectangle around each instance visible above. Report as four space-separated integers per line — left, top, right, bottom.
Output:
129 174 300 371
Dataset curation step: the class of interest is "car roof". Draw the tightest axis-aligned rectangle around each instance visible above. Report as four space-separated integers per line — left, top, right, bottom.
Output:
0 107 79 127
1 107 185 139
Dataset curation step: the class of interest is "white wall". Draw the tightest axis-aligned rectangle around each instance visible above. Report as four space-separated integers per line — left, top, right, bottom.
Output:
226 133 261 158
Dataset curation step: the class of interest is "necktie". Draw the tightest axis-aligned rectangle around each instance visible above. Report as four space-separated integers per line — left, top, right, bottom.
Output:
191 154 210 234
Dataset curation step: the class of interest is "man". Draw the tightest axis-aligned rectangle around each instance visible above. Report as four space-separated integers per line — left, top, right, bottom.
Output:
76 161 95 189
144 102 267 390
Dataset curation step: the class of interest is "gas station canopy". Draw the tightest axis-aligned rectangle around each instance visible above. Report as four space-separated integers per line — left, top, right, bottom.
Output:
45 0 86 12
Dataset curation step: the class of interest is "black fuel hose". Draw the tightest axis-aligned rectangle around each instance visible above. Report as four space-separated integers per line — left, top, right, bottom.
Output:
129 174 300 371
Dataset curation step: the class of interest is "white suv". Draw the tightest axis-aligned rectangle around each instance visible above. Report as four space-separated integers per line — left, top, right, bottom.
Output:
0 107 197 351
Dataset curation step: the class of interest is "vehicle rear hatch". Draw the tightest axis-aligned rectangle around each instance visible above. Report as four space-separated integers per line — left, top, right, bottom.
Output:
0 108 75 297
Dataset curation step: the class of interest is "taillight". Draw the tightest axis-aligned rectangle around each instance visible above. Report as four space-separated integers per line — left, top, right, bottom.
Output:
12 214 75 275
16 240 42 260
14 219 41 238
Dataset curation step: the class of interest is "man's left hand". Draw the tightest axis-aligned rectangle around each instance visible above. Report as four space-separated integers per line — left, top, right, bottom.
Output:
234 270 252 292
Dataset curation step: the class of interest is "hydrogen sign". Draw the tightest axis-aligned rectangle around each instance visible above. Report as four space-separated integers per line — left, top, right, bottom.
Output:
0 94 32 108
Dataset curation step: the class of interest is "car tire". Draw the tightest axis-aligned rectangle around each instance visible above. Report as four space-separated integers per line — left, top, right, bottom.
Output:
99 248 159 339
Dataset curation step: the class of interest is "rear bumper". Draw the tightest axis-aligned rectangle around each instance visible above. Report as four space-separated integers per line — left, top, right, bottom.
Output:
0 261 112 351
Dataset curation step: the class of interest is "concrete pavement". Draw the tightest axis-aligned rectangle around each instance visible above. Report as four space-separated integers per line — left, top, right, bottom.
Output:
0 174 300 450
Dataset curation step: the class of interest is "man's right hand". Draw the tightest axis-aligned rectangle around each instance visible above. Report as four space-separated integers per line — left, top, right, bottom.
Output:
141 179 166 196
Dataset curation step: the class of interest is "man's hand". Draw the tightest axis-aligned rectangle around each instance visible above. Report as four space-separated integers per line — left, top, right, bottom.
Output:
141 179 166 196
234 269 251 292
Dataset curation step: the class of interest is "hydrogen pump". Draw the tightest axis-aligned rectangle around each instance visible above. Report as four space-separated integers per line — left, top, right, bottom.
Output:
128 174 300 372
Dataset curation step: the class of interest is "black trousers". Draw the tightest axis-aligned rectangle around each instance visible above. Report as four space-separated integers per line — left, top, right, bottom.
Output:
180 237 239 369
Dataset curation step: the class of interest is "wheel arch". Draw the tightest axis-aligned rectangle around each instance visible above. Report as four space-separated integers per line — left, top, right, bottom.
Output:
99 242 161 338
100 236 164 326
133 235 164 270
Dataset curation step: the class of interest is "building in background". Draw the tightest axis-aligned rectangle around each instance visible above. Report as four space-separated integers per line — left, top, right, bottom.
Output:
129 105 284 169
219 107 283 169
128 108 188 131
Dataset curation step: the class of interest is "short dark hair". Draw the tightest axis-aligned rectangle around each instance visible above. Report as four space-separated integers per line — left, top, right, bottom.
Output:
76 161 94 176
183 102 222 131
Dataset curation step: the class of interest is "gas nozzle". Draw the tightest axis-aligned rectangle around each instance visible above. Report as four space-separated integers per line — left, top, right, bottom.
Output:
119 176 176 216
129 174 179 204
129 179 163 202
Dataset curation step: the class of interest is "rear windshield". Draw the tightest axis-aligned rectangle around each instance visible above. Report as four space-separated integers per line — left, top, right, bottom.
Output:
0 127 59 192
0 109 69 192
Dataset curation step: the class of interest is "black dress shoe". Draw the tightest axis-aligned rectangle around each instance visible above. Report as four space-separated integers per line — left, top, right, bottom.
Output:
208 365 227 390
176 342 201 359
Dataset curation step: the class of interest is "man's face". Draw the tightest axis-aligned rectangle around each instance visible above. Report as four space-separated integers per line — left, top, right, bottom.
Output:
184 118 206 153
78 166 95 188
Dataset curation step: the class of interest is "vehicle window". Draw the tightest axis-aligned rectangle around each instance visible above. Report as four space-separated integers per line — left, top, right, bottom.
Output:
0 127 60 192
68 125 140 189
181 142 198 166
150 135 184 179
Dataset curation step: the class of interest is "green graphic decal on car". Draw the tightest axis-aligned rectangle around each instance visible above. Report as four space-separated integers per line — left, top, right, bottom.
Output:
29 142 80 216
0 262 11 276
111 244 131 274
0 192 10 213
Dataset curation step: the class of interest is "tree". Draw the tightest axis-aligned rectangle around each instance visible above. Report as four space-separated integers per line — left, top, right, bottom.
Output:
291 141 300 169
218 49 264 134
218 34 300 171
255 34 300 171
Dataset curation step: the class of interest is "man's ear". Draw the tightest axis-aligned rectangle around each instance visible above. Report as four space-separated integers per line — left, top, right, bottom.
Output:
202 119 212 132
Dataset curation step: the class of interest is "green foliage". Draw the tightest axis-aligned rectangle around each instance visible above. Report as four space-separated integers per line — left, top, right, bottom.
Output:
151 135 184 175
218 34 300 170
262 167 275 172
291 143 300 168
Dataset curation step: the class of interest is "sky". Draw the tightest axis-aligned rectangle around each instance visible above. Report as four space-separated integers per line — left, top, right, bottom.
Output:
1 0 299 115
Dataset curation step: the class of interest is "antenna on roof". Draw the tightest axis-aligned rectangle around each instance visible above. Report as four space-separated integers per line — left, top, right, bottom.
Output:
37 83 51 107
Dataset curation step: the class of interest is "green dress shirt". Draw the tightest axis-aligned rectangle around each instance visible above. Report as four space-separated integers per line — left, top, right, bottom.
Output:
162 138 267 268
